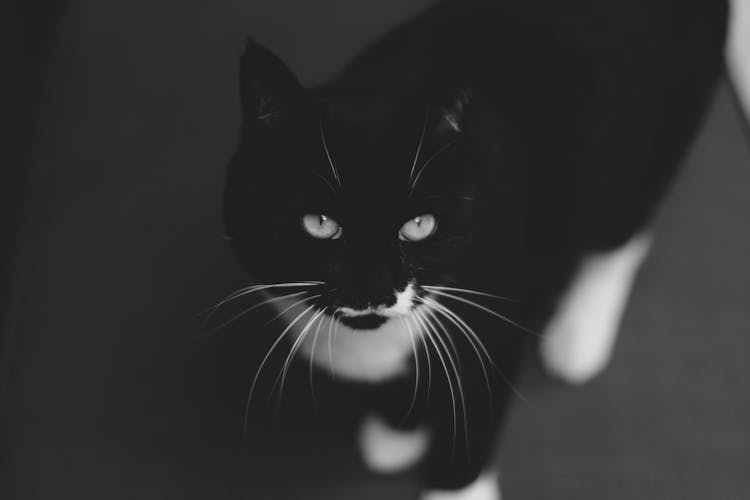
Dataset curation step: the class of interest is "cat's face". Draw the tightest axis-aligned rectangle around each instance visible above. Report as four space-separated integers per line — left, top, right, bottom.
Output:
224 39 478 335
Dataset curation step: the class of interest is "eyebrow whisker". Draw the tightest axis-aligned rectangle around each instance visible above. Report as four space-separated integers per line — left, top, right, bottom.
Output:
320 117 342 187
409 140 457 195
408 111 430 185
306 168 337 195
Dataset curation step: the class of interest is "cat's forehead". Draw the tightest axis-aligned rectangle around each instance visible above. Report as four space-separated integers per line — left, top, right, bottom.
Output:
318 102 428 182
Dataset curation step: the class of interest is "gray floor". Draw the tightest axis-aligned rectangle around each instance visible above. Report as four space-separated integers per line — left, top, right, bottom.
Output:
2 1 748 499
500 81 750 499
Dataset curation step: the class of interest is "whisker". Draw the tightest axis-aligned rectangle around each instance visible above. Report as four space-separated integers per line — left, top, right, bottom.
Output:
422 285 518 303
409 140 456 193
320 117 342 187
328 307 341 378
278 308 327 402
421 296 493 365
198 291 308 337
414 194 478 203
414 310 458 454
421 297 493 409
207 281 322 309
402 317 421 420
420 308 469 457
264 294 322 326
421 296 529 405
201 281 323 321
307 169 337 196
408 314 432 401
424 307 462 371
308 311 328 412
332 320 341 374
244 302 318 443
426 289 544 339
223 281 322 301
408 111 429 185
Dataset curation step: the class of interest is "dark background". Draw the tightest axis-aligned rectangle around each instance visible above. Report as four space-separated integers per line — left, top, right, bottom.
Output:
1 1 748 498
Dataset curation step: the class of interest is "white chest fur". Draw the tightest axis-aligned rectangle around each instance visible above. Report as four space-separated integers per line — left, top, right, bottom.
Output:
266 290 422 383
298 314 416 382
264 284 427 383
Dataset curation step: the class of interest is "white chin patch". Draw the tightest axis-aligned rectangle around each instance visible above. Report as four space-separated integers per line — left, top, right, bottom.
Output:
358 414 430 473
338 284 416 317
269 284 425 382
420 472 501 500
298 313 416 382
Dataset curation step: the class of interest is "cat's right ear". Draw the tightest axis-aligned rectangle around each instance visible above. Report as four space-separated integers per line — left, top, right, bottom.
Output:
239 37 308 128
432 87 472 135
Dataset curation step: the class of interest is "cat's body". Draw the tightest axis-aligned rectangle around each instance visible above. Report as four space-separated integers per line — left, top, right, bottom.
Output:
223 0 727 497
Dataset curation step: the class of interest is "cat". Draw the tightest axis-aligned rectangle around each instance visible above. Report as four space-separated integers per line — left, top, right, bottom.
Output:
221 0 727 497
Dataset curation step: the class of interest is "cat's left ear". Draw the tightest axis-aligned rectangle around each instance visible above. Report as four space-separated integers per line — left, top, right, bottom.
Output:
432 88 472 135
239 37 309 128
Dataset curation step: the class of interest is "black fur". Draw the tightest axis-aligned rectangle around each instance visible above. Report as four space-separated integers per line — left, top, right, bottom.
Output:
223 0 727 491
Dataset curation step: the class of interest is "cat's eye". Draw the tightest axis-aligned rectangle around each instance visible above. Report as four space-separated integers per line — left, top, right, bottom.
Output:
399 214 437 242
301 213 342 239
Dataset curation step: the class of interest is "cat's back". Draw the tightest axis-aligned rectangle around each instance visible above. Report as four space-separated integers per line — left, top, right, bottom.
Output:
326 0 728 250
445 0 728 248
331 0 728 168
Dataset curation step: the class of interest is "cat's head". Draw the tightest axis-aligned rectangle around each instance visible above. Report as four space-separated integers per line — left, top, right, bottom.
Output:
224 38 479 333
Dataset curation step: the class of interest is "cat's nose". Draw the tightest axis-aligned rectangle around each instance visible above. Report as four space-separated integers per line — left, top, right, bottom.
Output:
362 268 397 307
337 294 392 310
337 266 398 310
342 294 394 311
340 285 396 310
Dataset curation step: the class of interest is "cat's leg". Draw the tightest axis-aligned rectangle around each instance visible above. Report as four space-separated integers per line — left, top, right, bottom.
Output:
358 413 430 473
420 471 501 500
418 355 520 500
357 317 523 497
418 421 502 500
728 0 750 121
540 233 652 384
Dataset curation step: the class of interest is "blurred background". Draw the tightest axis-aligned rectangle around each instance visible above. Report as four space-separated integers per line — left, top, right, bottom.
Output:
1 0 748 498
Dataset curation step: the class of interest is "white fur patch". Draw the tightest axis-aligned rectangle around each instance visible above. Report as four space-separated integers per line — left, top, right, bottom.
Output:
421 472 501 500
299 313 416 382
728 0 750 120
541 234 651 384
358 414 430 473
338 284 416 318
269 284 425 382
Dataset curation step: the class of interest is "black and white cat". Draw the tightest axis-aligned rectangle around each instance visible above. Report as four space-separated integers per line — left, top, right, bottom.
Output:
222 0 727 497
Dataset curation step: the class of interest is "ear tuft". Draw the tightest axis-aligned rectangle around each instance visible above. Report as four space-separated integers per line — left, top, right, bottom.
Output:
435 88 472 134
256 96 286 125
239 37 306 127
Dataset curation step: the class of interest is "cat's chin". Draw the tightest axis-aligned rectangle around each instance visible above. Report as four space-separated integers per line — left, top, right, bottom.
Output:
338 313 388 330
296 312 417 382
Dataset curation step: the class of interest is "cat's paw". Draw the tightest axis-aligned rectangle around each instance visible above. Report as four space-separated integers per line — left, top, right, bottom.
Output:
540 234 651 384
540 313 615 385
358 414 429 473
420 473 501 500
